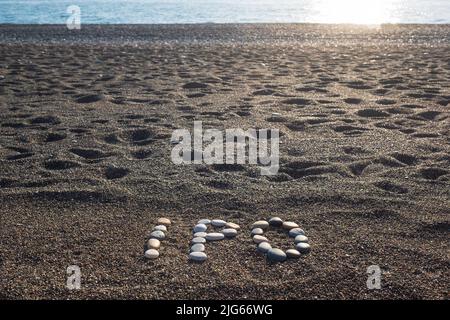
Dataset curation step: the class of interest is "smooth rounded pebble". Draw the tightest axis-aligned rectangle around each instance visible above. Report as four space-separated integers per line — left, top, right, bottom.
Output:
150 230 165 240
251 228 264 235
194 232 207 238
206 232 225 241
257 242 272 253
147 238 161 249
157 218 171 226
286 249 301 258
225 222 240 230
144 249 159 259
282 221 299 230
222 228 238 238
193 223 208 233
251 220 269 230
190 243 205 252
294 235 309 243
267 248 287 262
198 219 211 225
189 251 207 262
296 242 311 254
211 219 227 227
153 225 167 232
191 237 206 244
253 235 269 244
268 217 283 227
289 228 305 237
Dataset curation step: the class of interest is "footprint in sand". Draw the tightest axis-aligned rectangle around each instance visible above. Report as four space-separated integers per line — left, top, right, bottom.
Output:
373 181 408 194
44 159 80 170
104 166 129 179
29 115 60 125
182 82 209 89
75 93 105 104
420 167 448 180
70 148 111 160
356 109 391 118
45 132 67 142
282 98 314 106
344 98 362 104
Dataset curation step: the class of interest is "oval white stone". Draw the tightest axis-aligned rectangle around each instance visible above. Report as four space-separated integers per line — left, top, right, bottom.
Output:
267 248 287 262
296 242 311 254
286 249 301 258
190 243 205 252
294 235 308 243
257 242 272 253
206 232 225 241
144 249 159 259
150 230 165 240
282 221 299 230
194 232 207 238
289 228 305 237
253 235 269 244
153 225 167 232
211 219 227 227
147 238 161 249
225 222 240 230
222 228 238 238
193 223 208 233
189 251 207 262
198 219 211 225
251 220 269 230
191 237 206 244
157 217 171 226
251 228 264 235
268 217 283 227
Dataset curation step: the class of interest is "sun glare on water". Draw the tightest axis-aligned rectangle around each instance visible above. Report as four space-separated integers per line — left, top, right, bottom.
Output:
311 0 399 24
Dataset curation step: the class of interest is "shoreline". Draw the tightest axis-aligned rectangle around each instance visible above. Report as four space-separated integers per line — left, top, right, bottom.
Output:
1 24 449 45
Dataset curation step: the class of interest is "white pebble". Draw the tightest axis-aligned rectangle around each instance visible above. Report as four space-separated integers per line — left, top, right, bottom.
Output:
257 242 272 253
190 243 205 252
296 242 311 254
286 249 301 258
253 235 269 244
268 217 283 226
282 221 299 230
289 228 305 237
251 228 264 235
189 251 207 262
147 238 160 249
194 232 207 238
198 219 211 225
211 219 227 227
294 235 308 243
225 222 240 230
191 237 206 244
222 228 238 238
267 248 287 262
206 232 225 241
153 225 167 232
150 230 165 240
251 220 269 230
144 249 159 259
193 223 208 233
157 217 171 226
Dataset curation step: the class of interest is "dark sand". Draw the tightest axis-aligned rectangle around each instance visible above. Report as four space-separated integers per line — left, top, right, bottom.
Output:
0 24 449 299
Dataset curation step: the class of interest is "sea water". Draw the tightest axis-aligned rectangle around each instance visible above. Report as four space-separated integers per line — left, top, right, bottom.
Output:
0 0 449 24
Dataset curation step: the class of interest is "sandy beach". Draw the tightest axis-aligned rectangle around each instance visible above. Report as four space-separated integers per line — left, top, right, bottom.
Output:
0 24 448 299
